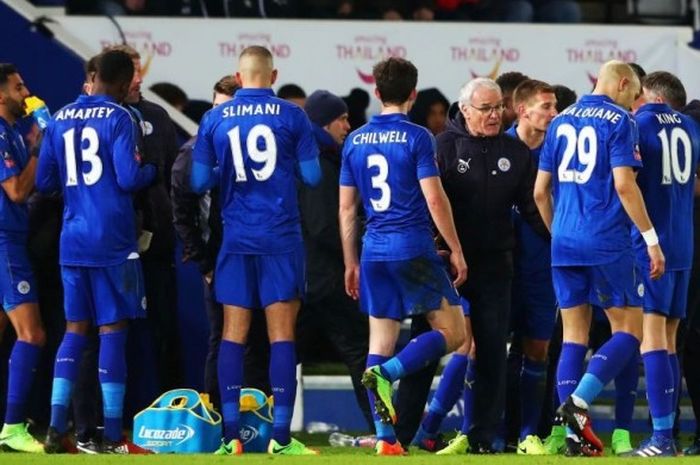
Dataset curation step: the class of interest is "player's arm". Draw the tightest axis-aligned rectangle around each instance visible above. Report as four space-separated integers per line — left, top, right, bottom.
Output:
114 116 156 191
339 185 360 300
35 126 61 193
419 176 467 287
191 111 219 194
295 109 322 187
533 170 553 232
0 136 38 203
613 165 664 279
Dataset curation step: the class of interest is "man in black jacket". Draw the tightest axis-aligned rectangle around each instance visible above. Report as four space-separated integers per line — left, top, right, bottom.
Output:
436 77 548 452
297 90 373 430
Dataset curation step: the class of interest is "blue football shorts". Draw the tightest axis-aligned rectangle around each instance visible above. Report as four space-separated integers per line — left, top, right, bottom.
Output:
359 251 460 320
639 264 691 319
552 252 643 310
511 267 558 341
0 241 38 311
62 257 146 326
215 246 305 309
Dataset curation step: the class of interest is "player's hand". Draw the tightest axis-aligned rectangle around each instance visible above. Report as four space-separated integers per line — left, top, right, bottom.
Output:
449 252 468 288
344 264 360 300
647 244 665 280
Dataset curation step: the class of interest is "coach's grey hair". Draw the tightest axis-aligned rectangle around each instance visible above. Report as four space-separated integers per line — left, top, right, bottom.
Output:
642 71 687 111
458 77 502 109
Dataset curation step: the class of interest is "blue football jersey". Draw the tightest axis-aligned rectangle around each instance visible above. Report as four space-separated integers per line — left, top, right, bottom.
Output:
192 88 318 255
340 113 438 261
539 95 641 266
0 117 30 237
36 94 155 267
633 102 700 270
506 125 550 272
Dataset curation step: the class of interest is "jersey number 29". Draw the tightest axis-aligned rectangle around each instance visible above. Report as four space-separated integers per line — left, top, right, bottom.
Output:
63 127 102 186
556 124 597 184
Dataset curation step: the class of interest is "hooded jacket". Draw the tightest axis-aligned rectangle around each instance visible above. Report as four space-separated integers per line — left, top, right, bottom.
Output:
436 104 548 272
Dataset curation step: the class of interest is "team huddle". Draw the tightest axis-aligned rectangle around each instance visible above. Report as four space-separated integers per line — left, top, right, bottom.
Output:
0 43 698 457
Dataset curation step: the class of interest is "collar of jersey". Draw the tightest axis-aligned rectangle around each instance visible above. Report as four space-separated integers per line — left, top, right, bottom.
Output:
581 94 615 105
77 94 118 104
235 88 275 98
636 102 672 114
369 113 408 124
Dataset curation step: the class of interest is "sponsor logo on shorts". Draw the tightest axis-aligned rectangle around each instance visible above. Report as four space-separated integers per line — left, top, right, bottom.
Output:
17 281 30 295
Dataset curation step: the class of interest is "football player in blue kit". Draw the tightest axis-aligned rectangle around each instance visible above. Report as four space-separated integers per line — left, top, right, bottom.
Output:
339 57 467 456
0 64 46 453
38 50 156 454
628 71 700 457
505 79 559 455
191 46 321 456
534 60 665 456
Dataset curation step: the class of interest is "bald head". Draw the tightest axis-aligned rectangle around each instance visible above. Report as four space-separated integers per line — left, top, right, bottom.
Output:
237 46 276 88
593 60 640 110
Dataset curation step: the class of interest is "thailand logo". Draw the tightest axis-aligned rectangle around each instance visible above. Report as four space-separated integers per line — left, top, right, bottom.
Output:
218 33 291 59
565 39 637 85
100 30 173 80
335 36 406 85
449 37 520 79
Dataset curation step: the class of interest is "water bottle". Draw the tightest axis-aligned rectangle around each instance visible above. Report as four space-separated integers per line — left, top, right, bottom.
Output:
328 432 357 447
24 96 51 131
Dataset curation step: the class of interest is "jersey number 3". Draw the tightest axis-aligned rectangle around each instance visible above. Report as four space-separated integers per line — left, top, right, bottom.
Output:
368 154 391 212
556 124 597 184
63 127 102 186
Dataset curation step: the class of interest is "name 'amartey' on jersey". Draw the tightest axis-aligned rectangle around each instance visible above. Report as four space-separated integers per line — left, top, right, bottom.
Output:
340 113 438 262
53 106 116 121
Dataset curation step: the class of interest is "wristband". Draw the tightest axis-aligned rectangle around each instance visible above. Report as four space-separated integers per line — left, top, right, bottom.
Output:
641 228 659 246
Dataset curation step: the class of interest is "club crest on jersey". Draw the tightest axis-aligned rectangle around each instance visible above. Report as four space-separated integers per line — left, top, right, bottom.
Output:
17 281 30 295
457 158 471 173
637 283 644 297
497 157 511 172
3 151 15 169
140 120 154 136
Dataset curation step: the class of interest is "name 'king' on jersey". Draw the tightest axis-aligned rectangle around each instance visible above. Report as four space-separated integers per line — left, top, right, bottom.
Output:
192 88 318 255
633 102 700 270
539 94 642 266
339 113 438 261
37 94 155 266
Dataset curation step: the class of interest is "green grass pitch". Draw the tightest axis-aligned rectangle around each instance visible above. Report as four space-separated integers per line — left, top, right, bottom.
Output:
1 433 699 464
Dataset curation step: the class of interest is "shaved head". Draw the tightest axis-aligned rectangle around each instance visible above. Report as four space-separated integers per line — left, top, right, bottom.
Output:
593 60 640 110
237 46 276 88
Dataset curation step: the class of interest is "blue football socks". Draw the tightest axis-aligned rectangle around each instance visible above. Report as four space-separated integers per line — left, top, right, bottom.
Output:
218 340 245 443
461 357 476 435
556 342 587 406
50 332 87 433
367 353 395 443
270 341 296 446
99 330 127 442
520 357 547 439
422 353 468 434
643 350 674 439
614 352 639 431
380 330 446 382
5 341 41 425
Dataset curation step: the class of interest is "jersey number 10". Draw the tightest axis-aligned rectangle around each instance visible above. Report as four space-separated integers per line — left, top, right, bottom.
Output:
657 127 692 185
63 127 103 186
